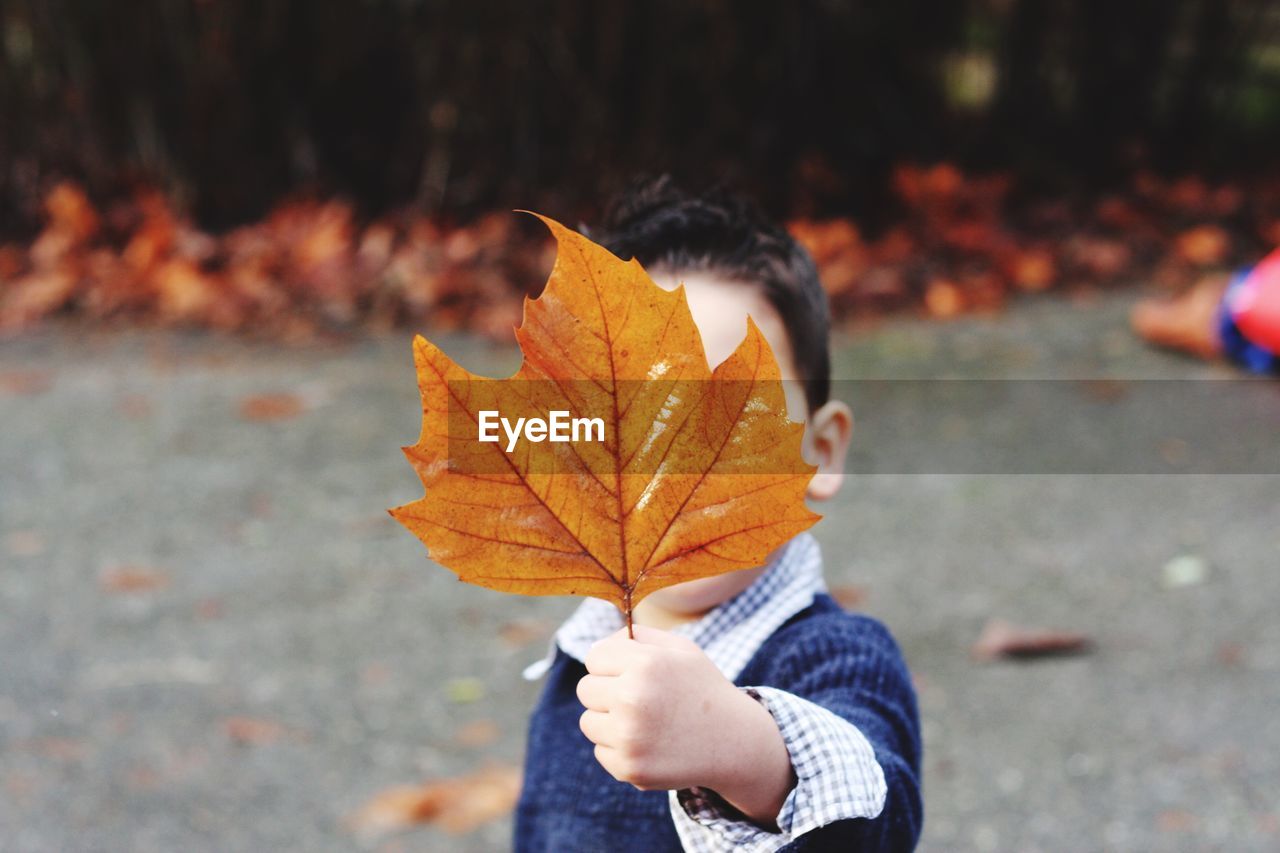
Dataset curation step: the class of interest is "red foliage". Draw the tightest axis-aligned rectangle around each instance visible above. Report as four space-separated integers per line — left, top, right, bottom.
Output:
791 164 1280 322
0 184 549 341
3 168 1279 337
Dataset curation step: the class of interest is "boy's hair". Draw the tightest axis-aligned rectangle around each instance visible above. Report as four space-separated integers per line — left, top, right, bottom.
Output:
587 175 831 410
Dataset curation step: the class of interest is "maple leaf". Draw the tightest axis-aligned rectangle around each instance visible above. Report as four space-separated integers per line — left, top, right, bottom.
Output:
388 214 819 630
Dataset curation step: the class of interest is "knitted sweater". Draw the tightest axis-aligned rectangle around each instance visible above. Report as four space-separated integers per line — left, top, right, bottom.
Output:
514 593 923 851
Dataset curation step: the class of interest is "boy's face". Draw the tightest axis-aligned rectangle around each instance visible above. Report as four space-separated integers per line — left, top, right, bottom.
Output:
664 271 811 423
632 270 853 622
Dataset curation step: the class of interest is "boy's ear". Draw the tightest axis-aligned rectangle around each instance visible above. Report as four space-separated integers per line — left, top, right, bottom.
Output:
803 400 853 502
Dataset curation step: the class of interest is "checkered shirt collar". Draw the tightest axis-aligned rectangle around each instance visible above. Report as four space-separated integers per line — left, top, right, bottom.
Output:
521 533 826 682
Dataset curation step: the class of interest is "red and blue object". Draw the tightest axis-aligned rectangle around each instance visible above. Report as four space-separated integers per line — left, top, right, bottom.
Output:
1219 247 1280 374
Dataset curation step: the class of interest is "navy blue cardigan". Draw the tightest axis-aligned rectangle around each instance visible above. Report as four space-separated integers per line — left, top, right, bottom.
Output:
514 593 923 851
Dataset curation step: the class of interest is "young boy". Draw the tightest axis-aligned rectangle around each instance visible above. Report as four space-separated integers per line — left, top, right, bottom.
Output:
515 177 923 851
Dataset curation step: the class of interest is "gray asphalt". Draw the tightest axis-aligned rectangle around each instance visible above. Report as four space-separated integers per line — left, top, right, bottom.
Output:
2 292 1277 852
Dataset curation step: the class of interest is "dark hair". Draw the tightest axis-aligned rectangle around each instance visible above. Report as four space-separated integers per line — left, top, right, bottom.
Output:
586 175 831 410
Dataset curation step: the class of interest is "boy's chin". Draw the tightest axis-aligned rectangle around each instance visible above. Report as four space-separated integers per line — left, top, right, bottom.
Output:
644 569 764 615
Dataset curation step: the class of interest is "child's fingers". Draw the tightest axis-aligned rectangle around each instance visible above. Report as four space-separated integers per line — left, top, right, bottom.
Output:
575 674 614 711
584 634 649 675
579 709 613 746
592 744 626 782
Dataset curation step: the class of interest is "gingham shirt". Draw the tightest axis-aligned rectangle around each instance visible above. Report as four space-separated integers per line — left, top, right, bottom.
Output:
522 533 888 852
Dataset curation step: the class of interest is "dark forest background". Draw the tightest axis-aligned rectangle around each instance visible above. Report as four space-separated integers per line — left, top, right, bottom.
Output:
4 0 1280 337
4 0 1280 233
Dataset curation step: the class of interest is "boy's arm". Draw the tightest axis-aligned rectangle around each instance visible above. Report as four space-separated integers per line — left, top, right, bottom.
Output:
673 617 921 852
577 626 797 823
670 687 886 849
579 620 922 851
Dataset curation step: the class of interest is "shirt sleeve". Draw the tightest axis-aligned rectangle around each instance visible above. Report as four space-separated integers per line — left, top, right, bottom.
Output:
669 614 922 852
667 686 886 852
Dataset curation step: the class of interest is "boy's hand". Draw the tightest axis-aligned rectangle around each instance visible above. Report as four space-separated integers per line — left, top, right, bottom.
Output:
577 624 796 828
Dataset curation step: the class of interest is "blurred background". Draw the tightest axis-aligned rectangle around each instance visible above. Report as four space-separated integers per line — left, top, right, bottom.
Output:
2 2 1279 851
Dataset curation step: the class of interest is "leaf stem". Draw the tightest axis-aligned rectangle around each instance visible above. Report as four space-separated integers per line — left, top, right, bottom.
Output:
624 588 634 639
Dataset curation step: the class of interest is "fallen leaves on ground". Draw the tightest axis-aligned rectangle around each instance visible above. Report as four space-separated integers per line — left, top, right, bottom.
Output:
1175 225 1230 267
0 183 549 341
496 619 552 649
454 719 501 748
238 392 305 422
388 216 818 627
223 716 289 746
790 166 1275 319
0 369 53 395
3 168 1278 338
923 279 964 318
970 618 1092 662
99 564 170 593
348 764 521 838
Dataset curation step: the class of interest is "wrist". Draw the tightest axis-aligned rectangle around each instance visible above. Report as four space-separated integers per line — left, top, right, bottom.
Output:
703 686 795 830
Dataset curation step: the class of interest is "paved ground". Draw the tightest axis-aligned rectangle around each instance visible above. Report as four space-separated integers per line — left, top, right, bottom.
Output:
2 292 1278 852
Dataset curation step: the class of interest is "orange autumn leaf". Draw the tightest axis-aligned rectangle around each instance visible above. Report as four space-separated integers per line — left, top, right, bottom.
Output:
238 392 305 422
349 764 522 837
388 214 818 622
924 278 964 318
1174 225 1230 267
970 618 1092 662
222 716 288 746
99 564 170 593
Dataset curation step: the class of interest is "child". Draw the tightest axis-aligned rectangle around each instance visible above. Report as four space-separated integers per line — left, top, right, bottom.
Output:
515 177 923 851
1131 246 1280 374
